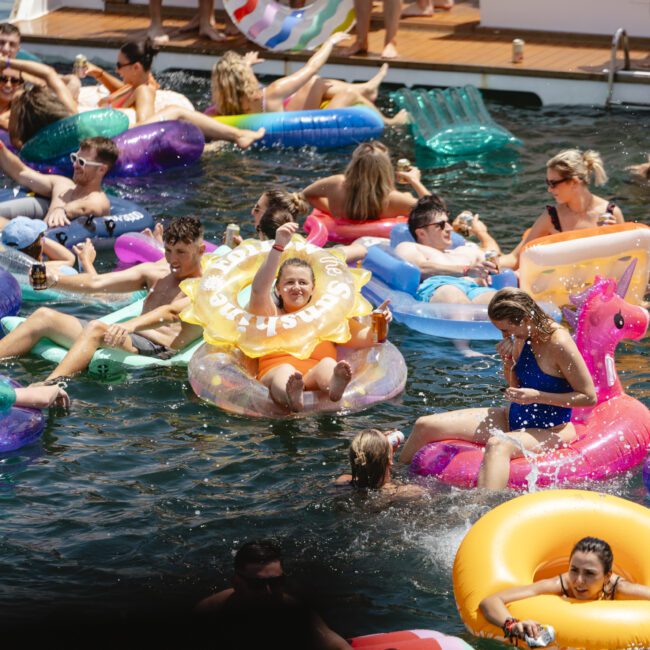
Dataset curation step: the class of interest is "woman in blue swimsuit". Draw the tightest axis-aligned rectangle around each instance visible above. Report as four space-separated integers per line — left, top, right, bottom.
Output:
399 288 597 489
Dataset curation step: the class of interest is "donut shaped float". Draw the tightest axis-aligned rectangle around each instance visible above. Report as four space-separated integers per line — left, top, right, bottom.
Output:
350 629 473 650
0 267 21 318
188 337 406 417
453 489 650 649
412 263 650 487
180 235 373 360
21 109 129 162
306 209 407 245
519 223 650 309
224 0 355 51
0 376 45 453
213 106 384 149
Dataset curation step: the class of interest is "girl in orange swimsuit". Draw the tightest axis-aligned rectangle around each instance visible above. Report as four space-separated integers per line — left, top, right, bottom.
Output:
249 221 390 412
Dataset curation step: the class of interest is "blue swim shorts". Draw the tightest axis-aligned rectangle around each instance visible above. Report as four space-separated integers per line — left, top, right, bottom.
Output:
415 275 494 302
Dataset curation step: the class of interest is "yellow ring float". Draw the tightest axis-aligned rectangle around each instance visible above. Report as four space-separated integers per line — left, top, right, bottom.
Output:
180 235 373 359
453 489 650 650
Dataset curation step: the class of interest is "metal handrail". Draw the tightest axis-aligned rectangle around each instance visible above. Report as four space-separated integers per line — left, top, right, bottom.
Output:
605 28 630 106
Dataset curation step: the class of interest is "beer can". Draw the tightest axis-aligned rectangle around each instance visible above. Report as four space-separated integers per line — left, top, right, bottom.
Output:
597 214 609 226
73 54 88 78
31 262 48 291
396 158 411 172
454 211 474 236
225 223 240 248
484 249 500 273
524 625 555 647
371 309 389 343
512 39 524 64
385 430 405 449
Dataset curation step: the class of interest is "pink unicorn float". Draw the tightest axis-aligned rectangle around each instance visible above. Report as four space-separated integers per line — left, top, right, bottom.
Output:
411 261 650 488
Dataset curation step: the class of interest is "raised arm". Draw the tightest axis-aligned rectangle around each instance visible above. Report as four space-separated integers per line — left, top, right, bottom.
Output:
85 61 124 94
123 297 191 332
395 165 431 199
249 221 299 316
0 140 56 196
42 237 75 265
303 175 342 213
266 33 347 101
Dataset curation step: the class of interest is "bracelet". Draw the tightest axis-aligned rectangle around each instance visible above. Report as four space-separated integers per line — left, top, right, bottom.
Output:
502 617 519 639
272 244 284 253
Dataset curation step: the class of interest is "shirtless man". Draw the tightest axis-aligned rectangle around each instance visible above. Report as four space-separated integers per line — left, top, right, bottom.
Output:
0 216 204 383
395 194 501 305
0 136 117 227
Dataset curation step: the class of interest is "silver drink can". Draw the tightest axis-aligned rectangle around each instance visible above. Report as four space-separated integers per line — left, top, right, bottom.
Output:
225 223 240 248
512 39 525 64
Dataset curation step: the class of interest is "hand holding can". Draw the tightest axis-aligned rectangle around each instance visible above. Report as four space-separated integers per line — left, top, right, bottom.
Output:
30 263 48 291
371 299 391 343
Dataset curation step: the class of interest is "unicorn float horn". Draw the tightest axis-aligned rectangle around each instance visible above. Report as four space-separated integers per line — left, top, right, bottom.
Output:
615 258 637 298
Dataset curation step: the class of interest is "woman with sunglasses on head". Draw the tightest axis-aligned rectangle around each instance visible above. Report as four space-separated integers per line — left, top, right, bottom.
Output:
499 149 625 269
83 39 264 149
303 141 430 222
399 288 597 489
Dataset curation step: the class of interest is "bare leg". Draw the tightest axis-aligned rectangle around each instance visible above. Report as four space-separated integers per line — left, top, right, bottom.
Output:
402 0 433 17
261 363 305 411
147 0 170 45
303 358 352 402
399 406 509 464
477 424 576 489
0 307 83 360
428 285 478 356
45 320 137 381
381 0 402 59
141 106 265 149
340 0 371 55
179 0 226 41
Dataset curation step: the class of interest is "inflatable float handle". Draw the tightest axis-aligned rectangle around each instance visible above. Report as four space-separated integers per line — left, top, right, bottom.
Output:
364 245 421 295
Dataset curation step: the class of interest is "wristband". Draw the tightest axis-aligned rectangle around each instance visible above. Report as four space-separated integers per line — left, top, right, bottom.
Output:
272 244 284 253
503 617 519 639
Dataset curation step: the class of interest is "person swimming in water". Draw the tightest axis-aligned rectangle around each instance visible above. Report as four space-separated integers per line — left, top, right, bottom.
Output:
479 536 650 642
399 288 597 489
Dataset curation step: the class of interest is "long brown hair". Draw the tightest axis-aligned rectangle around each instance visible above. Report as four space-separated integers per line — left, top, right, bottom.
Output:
488 288 555 340
349 429 391 489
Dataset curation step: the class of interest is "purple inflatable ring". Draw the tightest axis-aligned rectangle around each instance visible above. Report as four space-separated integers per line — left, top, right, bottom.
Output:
0 376 45 452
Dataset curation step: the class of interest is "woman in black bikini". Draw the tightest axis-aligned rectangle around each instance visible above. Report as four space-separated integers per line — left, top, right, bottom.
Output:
500 149 625 269
479 537 650 642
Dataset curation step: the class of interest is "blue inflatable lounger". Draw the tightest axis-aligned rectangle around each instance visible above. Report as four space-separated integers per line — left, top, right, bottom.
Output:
394 85 522 156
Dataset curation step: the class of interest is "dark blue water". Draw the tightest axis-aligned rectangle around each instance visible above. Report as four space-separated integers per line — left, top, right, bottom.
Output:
1 71 649 645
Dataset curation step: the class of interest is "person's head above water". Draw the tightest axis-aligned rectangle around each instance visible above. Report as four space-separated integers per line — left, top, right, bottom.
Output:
567 536 614 600
349 429 393 489
211 51 259 116
274 257 314 313
488 287 555 341
70 136 119 185
407 193 451 247
232 539 285 603
0 23 20 58
257 207 295 240
546 148 608 190
117 39 158 76
162 215 205 278
343 141 395 221
252 189 308 227
1 216 46 259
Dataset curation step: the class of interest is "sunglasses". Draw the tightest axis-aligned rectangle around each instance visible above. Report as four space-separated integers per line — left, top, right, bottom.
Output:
546 177 569 189
426 219 450 231
0 74 23 86
70 152 104 168
237 573 285 590
115 60 134 70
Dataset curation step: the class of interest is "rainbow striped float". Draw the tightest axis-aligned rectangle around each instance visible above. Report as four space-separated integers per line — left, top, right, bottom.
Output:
224 0 355 51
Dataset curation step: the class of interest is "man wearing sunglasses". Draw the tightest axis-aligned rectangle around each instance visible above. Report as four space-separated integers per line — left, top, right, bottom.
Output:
395 194 501 305
0 136 117 228
196 539 352 649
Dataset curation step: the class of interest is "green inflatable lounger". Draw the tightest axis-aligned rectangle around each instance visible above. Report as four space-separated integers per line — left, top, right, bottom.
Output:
1 299 202 378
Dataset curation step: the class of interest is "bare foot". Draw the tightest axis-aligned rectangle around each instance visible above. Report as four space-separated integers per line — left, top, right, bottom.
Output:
329 361 352 402
381 42 399 60
235 127 265 150
146 27 170 46
384 108 410 126
360 63 388 102
178 14 200 33
435 1 454 10
152 222 164 243
339 41 369 57
286 372 304 412
198 24 228 42
402 1 433 17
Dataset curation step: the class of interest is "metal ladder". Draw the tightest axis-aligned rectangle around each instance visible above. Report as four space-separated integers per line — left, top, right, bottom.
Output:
605 28 631 106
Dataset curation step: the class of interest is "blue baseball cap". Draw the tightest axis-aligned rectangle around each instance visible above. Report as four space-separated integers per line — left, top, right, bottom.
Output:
1 216 47 250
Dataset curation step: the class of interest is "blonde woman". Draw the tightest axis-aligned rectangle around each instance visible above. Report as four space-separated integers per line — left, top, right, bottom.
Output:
501 149 624 268
399 288 597 490
303 141 429 221
210 35 407 125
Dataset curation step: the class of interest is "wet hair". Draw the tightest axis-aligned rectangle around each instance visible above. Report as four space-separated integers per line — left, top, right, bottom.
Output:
0 23 20 38
547 149 608 187
343 141 395 221
119 39 158 72
163 216 204 245
9 84 73 147
257 207 295 240
263 189 309 219
79 136 119 170
488 288 555 340
407 194 449 240
234 539 282 571
349 429 391 489
211 51 259 116
571 537 613 574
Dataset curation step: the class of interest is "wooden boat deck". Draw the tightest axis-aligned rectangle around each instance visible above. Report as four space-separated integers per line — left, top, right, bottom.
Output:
14 1 650 91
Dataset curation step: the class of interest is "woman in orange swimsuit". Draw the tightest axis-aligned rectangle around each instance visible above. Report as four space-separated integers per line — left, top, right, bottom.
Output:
249 221 391 412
